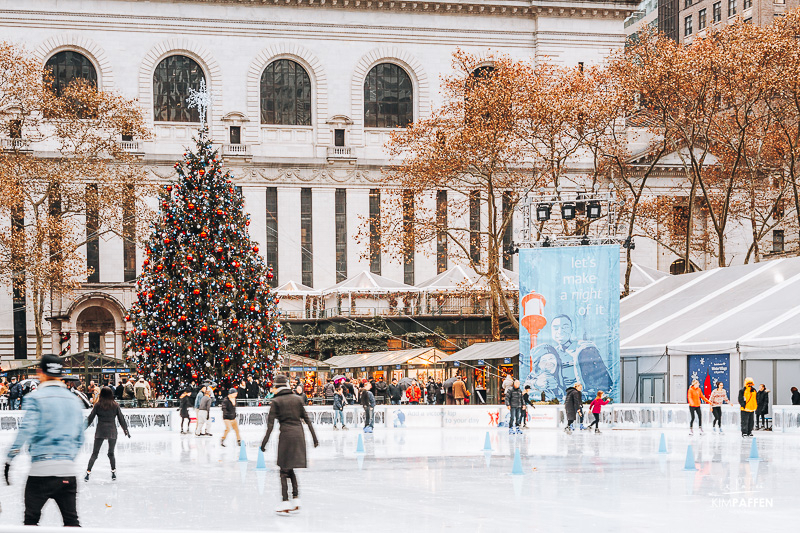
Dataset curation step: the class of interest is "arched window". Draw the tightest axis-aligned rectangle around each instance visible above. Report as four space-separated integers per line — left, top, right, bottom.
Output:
260 60 312 126
364 63 413 128
153 55 205 123
44 51 98 96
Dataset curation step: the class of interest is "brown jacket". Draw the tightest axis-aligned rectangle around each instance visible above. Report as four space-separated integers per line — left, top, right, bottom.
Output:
453 380 468 399
262 389 319 469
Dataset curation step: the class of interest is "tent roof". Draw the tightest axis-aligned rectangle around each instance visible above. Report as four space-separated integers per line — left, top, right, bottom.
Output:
623 262 671 293
441 340 520 362
321 271 417 294
323 347 446 369
275 280 319 295
279 353 331 369
417 265 518 291
620 256 800 357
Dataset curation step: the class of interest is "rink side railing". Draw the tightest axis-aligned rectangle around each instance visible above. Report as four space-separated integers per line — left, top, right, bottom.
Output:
1 404 799 433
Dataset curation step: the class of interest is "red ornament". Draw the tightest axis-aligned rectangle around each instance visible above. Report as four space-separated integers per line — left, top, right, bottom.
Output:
216 246 223 253
140 331 148 336
225 282 233 288
166 185 173 192
164 238 171 244
187 363 192 367
253 246 259 253
216 209 224 216
143 259 149 266
179 315 187 321
156 265 163 271
250 306 256 311
200 231 208 238
187 255 193 261
193 289 200 295
232 319 239 325
187 203 195 210
224 358 230 363
200 325 208 332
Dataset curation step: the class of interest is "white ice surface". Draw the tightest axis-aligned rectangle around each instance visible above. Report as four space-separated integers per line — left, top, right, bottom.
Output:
0 426 795 531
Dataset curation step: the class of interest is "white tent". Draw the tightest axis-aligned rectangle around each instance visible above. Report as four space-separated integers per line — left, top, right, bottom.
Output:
622 262 671 293
320 271 418 317
417 265 518 291
620 256 800 404
274 280 319 319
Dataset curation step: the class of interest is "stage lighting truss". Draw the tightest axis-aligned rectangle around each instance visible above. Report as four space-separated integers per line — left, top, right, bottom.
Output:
515 189 624 249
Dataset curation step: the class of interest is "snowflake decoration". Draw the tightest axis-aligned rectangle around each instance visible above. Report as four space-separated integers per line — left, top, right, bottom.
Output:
187 79 212 126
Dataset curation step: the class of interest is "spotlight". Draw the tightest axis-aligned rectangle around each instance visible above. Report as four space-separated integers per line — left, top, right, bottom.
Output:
580 235 590 246
536 203 551 222
562 202 576 220
587 200 602 219
542 236 551 247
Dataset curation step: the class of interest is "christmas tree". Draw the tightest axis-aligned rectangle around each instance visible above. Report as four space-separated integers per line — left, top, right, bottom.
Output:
126 128 283 395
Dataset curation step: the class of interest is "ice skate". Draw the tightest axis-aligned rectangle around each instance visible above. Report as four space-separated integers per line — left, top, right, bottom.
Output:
111 470 116 481
342 426 348 430
289 498 301 513
699 427 704 435
579 424 586 431
220 439 226 447
84 471 90 482
275 501 293 516
237 440 241 446
333 425 339 430
689 428 694 435
509 427 515 435
516 427 523 435
595 428 600 434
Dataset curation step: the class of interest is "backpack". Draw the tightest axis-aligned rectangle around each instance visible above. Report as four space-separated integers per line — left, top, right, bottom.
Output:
123 382 134 399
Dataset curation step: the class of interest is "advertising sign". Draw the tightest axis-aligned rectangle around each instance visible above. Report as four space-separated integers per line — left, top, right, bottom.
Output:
518 245 621 402
688 353 730 398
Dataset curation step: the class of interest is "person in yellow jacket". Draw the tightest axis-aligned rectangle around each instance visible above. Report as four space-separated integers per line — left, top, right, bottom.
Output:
738 377 758 437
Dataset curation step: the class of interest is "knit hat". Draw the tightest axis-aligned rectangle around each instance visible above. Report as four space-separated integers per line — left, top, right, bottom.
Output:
39 354 64 377
273 374 289 388
228 388 238 395
744 377 755 385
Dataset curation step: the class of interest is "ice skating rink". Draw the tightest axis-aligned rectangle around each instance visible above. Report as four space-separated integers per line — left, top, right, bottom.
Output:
0 426 795 531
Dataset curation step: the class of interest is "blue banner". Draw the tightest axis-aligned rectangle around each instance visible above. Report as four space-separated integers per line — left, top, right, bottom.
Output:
519 245 620 402
688 354 730 398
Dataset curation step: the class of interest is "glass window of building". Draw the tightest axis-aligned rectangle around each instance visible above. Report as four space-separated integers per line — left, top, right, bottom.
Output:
260 60 312 126
153 55 205 122
364 63 413 128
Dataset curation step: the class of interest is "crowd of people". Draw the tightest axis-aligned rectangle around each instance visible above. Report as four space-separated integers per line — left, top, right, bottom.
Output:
685 378 775 437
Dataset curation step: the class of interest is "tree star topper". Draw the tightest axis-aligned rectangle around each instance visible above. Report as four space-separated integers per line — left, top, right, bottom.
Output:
187 79 212 126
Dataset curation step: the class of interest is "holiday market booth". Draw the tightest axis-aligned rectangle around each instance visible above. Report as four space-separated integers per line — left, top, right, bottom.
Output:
279 353 331 397
441 340 520 404
323 347 447 386
620 256 800 414
417 266 518 315
275 280 320 319
320 271 419 317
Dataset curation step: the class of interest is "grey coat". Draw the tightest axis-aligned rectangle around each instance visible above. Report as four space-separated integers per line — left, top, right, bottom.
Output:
261 389 319 469
564 387 582 420
87 404 129 440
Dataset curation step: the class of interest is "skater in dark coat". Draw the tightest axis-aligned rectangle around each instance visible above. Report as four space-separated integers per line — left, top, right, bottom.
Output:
563 383 583 434
85 386 130 481
260 374 319 516
178 390 192 433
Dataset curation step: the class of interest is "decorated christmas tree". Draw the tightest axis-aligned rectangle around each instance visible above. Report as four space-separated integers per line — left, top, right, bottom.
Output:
126 128 283 395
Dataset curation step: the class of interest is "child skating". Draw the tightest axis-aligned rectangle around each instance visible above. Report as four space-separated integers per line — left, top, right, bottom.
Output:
260 374 319 516
587 391 610 433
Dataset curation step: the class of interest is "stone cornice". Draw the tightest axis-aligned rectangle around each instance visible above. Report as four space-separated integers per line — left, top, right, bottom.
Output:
1 0 638 23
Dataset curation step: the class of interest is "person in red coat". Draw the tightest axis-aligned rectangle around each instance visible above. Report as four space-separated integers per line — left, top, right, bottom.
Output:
406 381 422 405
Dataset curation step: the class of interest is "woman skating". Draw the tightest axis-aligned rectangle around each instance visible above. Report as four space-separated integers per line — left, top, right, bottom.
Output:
708 382 729 433
260 374 319 516
85 386 130 481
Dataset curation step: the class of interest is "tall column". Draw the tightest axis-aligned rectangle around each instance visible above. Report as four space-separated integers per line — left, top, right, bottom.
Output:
115 329 124 361
69 326 78 355
277 187 301 286
312 188 336 290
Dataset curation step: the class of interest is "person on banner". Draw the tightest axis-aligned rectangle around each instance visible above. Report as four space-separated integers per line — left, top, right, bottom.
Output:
525 314 612 401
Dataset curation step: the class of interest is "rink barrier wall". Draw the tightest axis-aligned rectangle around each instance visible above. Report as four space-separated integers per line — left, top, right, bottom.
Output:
1 404 798 432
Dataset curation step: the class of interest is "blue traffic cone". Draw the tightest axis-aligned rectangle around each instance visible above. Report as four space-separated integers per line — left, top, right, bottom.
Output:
256 447 267 470
483 431 493 452
749 437 760 461
511 447 524 475
239 442 248 462
356 433 365 453
683 444 696 471
658 433 668 454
